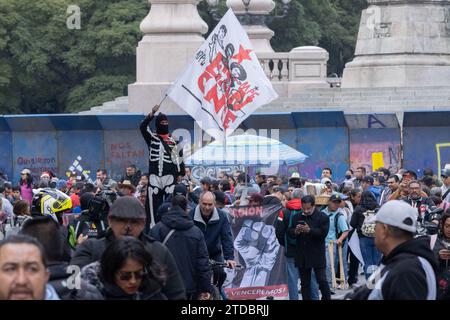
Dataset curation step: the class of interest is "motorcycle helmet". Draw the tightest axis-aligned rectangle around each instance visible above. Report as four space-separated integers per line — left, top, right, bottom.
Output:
31 188 72 224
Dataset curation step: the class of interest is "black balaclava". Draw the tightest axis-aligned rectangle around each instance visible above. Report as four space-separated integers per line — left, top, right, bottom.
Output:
156 113 169 135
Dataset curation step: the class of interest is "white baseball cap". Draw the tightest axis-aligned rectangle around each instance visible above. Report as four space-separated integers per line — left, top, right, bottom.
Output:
375 200 418 233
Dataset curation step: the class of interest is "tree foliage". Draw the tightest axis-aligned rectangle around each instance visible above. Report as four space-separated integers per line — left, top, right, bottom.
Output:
0 0 367 114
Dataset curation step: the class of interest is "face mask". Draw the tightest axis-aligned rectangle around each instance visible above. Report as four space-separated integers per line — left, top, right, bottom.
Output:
156 113 169 135
345 175 351 180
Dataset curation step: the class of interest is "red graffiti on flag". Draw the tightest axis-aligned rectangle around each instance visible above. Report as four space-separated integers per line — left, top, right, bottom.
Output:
197 45 260 130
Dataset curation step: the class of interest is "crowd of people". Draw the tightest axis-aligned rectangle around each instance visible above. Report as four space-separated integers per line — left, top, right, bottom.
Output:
0 109 448 301
0 162 449 301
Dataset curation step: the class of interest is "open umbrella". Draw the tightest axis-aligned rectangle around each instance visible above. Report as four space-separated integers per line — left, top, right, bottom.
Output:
185 134 308 167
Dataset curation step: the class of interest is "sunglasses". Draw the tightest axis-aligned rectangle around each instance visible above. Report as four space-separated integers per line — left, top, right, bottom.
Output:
117 270 147 281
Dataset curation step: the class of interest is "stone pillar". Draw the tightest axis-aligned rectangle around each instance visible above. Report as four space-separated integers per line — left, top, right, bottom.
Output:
342 0 450 88
128 0 208 114
226 0 276 52
287 46 330 93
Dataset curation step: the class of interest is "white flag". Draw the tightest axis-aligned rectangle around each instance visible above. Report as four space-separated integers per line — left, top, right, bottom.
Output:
168 9 278 141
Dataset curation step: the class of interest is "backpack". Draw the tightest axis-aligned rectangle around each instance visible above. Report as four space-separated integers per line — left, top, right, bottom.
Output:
361 209 378 238
334 212 348 239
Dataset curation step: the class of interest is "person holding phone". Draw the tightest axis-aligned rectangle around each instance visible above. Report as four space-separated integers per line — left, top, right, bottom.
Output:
288 195 331 300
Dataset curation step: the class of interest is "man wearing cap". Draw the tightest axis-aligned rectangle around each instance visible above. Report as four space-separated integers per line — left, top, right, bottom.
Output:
322 194 350 291
71 196 186 300
140 105 185 230
19 169 33 205
441 168 450 203
346 200 438 300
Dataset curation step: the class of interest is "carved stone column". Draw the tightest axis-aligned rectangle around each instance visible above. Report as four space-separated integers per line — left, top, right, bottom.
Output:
128 0 208 113
342 0 450 88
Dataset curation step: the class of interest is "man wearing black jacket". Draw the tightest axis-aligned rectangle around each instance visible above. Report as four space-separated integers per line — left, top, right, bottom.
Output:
71 196 186 300
288 195 331 300
150 195 212 300
347 200 438 300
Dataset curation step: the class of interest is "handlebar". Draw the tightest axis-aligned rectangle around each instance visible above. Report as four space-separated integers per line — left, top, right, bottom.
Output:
209 259 243 269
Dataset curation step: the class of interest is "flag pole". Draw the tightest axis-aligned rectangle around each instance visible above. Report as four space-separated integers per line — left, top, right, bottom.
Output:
223 131 227 172
158 94 168 108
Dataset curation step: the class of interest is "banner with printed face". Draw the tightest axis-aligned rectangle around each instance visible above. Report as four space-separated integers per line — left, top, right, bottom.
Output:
168 9 278 142
223 204 288 300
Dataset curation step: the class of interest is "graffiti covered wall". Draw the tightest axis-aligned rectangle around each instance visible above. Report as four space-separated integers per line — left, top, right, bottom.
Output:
404 127 450 176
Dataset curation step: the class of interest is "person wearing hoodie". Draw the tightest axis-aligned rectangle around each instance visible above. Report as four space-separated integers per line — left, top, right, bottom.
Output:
351 191 381 279
346 200 438 300
140 104 185 231
150 195 212 300
275 188 302 300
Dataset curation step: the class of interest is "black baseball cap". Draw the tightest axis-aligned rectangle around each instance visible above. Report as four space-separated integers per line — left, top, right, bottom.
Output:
329 194 343 202
173 183 188 197
362 175 374 184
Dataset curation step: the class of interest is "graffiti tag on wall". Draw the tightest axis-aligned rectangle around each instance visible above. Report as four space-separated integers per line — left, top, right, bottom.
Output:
16 157 58 179
350 143 401 173
110 142 145 160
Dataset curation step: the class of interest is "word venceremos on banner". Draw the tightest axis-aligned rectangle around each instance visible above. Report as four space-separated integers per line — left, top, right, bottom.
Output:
224 204 288 300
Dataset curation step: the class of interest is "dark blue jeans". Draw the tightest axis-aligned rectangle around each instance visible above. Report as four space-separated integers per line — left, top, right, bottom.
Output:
359 236 381 279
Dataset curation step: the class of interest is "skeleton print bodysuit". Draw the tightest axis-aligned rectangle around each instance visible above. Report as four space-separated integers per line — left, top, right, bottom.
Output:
140 112 185 229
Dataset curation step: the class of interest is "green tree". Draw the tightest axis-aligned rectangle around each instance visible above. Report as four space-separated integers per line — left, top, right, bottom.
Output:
0 0 148 114
0 0 366 114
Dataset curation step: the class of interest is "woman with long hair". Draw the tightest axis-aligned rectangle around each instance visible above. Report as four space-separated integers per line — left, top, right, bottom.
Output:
75 237 167 300
350 191 381 279
19 169 33 205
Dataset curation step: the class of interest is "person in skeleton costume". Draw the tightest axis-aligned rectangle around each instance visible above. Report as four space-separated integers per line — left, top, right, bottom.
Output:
140 105 185 230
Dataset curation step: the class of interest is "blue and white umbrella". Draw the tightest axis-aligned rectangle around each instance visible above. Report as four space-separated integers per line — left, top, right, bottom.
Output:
186 134 308 166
